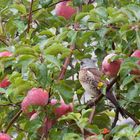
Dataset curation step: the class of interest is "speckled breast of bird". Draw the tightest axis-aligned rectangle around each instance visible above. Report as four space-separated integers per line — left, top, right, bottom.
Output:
79 69 100 96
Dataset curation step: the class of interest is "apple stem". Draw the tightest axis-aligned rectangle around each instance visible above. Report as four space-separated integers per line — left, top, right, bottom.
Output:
4 110 22 133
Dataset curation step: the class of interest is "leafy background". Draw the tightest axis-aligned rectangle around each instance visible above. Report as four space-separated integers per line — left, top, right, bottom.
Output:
1 0 140 139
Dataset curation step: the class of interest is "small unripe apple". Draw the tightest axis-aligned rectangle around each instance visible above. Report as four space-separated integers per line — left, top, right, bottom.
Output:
0 77 11 89
55 0 76 19
21 88 49 113
0 51 12 57
102 54 122 77
50 99 73 118
131 50 140 75
0 133 11 140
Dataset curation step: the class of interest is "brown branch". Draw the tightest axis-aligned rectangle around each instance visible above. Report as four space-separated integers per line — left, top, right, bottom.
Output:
106 77 118 91
111 108 119 129
87 77 118 108
0 38 8 46
122 109 140 125
58 44 75 80
27 0 34 33
4 110 22 133
89 105 96 124
88 0 96 4
87 75 140 126
0 103 16 107
13 124 28 133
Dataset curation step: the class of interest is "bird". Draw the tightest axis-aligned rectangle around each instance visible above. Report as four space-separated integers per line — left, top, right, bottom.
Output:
79 58 126 117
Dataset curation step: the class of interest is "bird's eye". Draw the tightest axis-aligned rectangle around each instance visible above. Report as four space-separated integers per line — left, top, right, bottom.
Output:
81 61 84 65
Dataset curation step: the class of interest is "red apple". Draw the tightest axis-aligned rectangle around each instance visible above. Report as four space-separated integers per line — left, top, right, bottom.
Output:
0 133 11 140
131 50 140 75
0 51 12 57
55 0 76 19
30 112 39 121
0 77 11 89
102 53 122 77
50 99 73 118
38 99 73 136
43 117 56 132
21 88 49 113
38 117 56 136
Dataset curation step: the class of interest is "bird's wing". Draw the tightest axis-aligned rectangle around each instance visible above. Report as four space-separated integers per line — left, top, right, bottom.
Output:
87 68 103 77
87 68 103 82
86 68 108 90
88 68 108 85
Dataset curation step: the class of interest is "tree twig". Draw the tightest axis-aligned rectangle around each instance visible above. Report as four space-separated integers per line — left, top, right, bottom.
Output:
111 108 119 129
4 110 22 133
0 103 16 107
88 0 96 4
86 75 140 125
27 0 34 33
87 77 118 108
58 44 75 80
0 38 8 46
122 109 140 125
89 105 96 124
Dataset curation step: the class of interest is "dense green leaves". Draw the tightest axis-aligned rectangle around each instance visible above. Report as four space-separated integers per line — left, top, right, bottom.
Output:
0 0 140 139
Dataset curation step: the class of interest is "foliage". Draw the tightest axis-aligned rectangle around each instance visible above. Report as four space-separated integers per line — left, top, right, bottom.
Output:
0 0 140 139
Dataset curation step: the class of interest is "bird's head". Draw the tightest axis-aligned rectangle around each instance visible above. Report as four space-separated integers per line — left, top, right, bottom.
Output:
80 58 97 69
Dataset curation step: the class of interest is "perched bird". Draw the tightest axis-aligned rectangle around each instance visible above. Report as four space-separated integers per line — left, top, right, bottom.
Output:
79 58 125 117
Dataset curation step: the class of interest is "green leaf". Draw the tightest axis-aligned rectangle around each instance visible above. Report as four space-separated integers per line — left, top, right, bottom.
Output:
12 4 27 14
121 75 136 88
63 133 83 140
45 43 70 58
93 113 111 129
45 54 61 68
15 47 38 57
95 7 108 18
136 31 140 49
55 81 74 103
75 12 89 22
36 63 48 88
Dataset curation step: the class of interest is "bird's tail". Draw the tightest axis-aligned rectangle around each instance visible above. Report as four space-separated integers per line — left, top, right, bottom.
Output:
106 91 127 118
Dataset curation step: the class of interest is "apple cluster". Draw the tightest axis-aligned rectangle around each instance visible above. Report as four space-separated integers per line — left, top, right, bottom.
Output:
21 88 73 135
102 50 140 77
